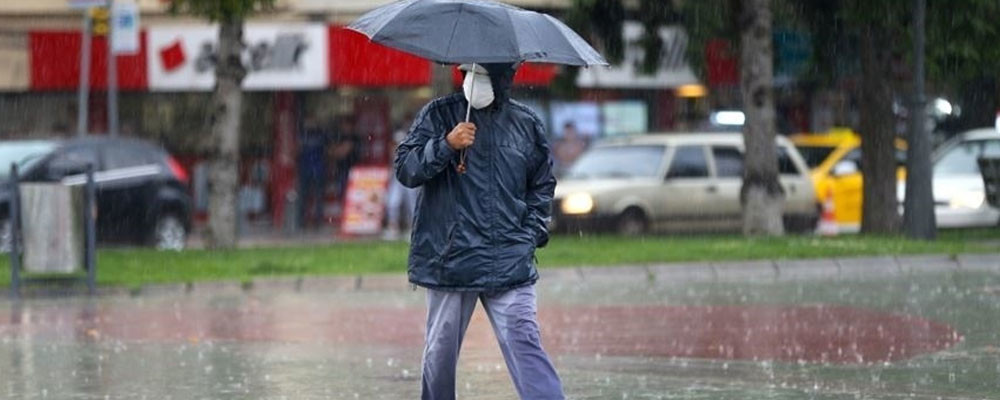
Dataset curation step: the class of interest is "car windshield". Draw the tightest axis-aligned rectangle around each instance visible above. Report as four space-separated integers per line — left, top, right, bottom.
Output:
565 145 665 180
0 141 56 179
934 139 1000 176
795 145 836 169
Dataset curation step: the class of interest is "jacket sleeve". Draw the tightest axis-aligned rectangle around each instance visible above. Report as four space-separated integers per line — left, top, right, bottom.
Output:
525 119 557 248
394 102 457 188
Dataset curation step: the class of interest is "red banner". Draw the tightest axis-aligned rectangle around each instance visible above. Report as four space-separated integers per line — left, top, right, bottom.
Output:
270 91 298 228
451 62 558 87
329 27 431 87
705 38 738 87
27 27 558 91
29 31 148 91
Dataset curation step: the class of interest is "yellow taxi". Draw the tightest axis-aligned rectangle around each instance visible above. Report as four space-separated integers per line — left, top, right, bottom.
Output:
790 128 906 232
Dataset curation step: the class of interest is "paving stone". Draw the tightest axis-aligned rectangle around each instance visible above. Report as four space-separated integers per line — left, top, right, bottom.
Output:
895 254 959 275
834 256 901 280
647 263 718 284
956 253 1000 272
711 260 778 283
358 275 411 290
774 259 841 281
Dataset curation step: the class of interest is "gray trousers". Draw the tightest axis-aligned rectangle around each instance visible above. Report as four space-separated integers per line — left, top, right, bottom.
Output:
422 285 564 400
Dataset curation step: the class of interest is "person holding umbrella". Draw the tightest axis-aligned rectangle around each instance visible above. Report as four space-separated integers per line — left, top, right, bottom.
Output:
349 2 607 398
396 61 562 399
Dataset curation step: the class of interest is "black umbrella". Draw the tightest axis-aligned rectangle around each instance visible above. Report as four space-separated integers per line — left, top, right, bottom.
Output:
348 0 608 172
348 0 608 67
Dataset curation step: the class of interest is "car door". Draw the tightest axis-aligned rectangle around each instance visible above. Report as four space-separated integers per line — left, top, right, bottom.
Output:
656 145 713 232
708 145 745 231
98 143 164 241
777 144 814 215
829 148 864 226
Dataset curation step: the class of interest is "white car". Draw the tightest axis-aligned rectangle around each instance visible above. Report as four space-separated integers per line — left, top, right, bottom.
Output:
901 128 1000 228
552 133 818 235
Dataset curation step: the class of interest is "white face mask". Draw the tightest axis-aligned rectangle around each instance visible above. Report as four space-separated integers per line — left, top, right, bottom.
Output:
463 71 494 110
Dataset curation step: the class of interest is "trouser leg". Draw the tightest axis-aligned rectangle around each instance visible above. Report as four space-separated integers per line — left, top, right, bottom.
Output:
312 177 327 226
385 180 403 230
422 289 477 400
482 285 564 400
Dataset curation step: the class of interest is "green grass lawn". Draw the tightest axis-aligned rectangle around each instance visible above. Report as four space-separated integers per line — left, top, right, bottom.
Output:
1 229 998 288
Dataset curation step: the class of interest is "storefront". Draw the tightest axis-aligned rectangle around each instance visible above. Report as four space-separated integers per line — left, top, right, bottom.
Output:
15 22 573 233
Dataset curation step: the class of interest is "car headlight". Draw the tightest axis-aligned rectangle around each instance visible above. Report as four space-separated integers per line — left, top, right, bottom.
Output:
949 190 985 210
561 193 594 215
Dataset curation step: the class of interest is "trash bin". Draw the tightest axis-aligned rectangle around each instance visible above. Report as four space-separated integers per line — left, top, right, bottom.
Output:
19 183 85 274
979 157 1000 209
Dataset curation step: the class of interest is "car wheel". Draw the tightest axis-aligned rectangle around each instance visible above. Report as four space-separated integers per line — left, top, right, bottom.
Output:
152 214 186 251
0 218 11 254
616 209 647 236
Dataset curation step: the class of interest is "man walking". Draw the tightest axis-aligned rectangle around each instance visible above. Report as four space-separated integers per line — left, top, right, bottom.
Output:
395 62 563 400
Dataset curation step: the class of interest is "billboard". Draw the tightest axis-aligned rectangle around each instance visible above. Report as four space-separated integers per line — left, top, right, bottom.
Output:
551 101 601 138
602 101 648 136
147 24 328 91
340 166 390 236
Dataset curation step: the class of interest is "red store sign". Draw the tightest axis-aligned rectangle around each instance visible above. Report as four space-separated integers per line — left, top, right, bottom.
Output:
28 25 557 91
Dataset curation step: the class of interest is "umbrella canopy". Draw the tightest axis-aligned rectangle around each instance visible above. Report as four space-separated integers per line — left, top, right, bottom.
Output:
347 0 608 67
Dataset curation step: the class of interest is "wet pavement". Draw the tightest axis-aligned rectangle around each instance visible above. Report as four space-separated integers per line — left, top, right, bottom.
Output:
3 257 1000 399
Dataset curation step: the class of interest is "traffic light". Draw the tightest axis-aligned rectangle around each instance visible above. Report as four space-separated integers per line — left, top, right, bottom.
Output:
90 6 110 36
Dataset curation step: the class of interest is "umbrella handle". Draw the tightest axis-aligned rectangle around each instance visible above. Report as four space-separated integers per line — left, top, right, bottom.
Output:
458 63 477 174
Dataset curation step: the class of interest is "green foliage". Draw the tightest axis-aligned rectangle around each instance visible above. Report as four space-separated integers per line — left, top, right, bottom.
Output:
680 0 739 79
926 0 1000 84
167 0 275 22
782 0 1000 90
636 0 679 74
566 0 627 65
555 0 680 97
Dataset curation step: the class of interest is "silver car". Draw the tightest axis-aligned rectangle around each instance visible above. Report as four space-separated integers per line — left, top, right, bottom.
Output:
898 127 1000 228
552 133 818 235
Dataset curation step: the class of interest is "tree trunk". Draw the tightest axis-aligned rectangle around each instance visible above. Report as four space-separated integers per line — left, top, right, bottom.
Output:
739 0 785 236
858 26 901 235
205 19 247 249
903 0 936 239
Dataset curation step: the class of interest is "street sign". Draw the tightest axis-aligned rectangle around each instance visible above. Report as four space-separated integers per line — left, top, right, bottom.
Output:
111 1 140 54
68 0 106 9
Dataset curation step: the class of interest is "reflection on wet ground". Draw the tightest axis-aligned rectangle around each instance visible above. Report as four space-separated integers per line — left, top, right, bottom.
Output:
2 268 999 399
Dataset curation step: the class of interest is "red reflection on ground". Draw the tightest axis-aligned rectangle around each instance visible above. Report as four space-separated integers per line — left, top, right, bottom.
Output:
0 302 960 364
543 305 962 364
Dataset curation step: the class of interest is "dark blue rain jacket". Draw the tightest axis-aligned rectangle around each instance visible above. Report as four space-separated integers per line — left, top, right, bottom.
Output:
396 93 555 292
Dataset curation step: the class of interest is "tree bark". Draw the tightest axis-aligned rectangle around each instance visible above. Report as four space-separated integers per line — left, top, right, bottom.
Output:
739 0 785 236
903 0 936 239
858 26 901 234
205 19 247 249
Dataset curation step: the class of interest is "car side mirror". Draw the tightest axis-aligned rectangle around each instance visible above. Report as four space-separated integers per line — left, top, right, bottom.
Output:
832 160 859 177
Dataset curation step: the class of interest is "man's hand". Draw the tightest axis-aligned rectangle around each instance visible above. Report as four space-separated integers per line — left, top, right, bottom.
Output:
446 122 476 150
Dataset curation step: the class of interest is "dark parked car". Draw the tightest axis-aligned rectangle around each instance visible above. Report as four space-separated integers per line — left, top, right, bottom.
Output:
0 137 192 251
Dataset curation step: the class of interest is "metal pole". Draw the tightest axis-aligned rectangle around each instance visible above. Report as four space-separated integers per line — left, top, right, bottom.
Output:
106 0 118 137
85 164 97 295
77 10 93 137
904 0 935 239
9 164 21 298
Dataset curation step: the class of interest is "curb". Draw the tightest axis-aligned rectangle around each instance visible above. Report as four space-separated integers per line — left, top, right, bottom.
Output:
4 253 999 301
